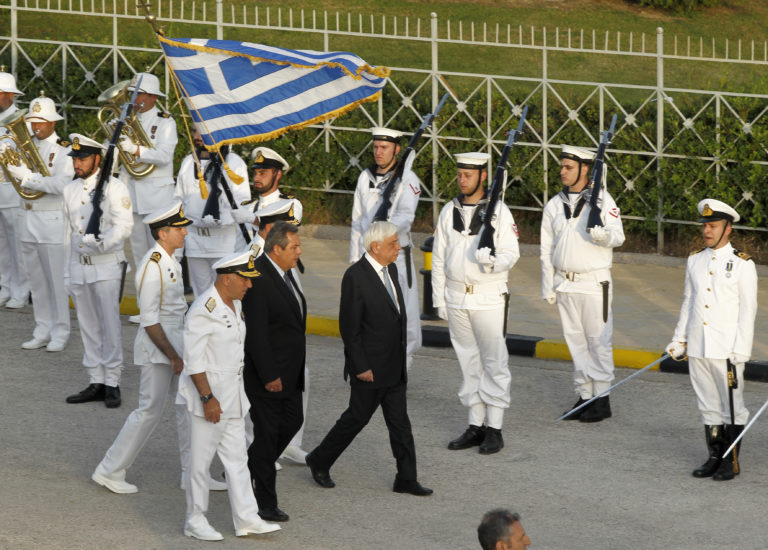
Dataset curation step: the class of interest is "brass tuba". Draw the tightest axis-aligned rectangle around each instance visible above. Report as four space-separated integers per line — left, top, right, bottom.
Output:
96 80 156 178
0 108 47 200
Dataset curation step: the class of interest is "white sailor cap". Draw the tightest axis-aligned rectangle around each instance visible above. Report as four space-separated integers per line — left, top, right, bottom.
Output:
560 145 596 163
213 250 260 278
371 127 403 143
698 198 740 224
127 72 165 97
0 72 23 95
250 147 289 171
255 198 300 227
67 133 106 158
26 94 63 122
454 152 490 170
143 200 193 230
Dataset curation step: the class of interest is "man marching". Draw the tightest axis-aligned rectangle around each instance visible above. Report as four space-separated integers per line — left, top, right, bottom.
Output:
540 145 625 423
666 199 757 481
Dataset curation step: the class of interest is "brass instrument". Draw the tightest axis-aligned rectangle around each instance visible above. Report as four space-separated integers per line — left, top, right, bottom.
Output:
96 80 156 178
0 108 47 200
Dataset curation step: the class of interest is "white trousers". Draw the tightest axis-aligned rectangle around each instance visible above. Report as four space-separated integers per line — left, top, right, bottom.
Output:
70 279 123 386
187 257 217 298
96 362 188 481
556 291 615 397
0 207 28 300
20 240 70 344
689 357 749 425
185 412 262 532
129 213 153 268
447 306 511 427
394 248 422 365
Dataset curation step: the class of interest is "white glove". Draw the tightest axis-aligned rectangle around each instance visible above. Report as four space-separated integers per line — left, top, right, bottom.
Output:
199 215 222 228
6 162 32 180
63 276 71 296
475 247 495 272
118 136 139 156
729 353 749 366
80 233 102 253
403 150 416 174
231 208 255 225
665 341 687 361
590 226 610 246
544 294 556 305
436 306 448 321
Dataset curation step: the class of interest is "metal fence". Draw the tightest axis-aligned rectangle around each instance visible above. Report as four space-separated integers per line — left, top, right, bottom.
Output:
2 0 768 251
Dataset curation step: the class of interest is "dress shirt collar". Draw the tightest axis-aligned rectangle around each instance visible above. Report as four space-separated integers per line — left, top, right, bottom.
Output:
266 253 286 279
364 251 388 274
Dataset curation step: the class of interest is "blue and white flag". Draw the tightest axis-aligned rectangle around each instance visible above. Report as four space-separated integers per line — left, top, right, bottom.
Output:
159 36 390 148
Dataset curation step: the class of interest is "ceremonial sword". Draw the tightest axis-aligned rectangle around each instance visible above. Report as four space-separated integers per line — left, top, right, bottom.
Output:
556 354 669 422
723 394 768 459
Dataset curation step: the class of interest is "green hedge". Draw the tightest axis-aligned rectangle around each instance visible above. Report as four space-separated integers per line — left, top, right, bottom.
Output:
625 0 721 12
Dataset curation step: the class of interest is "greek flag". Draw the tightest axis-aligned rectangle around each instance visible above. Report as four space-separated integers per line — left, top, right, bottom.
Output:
159 36 390 148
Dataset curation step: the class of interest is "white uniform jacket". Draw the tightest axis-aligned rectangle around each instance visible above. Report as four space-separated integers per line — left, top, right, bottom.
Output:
62 170 133 284
432 196 520 310
18 133 74 244
0 104 22 208
134 243 187 365
349 166 420 261
540 188 625 297
175 153 250 257
177 285 250 420
119 106 177 214
672 242 757 360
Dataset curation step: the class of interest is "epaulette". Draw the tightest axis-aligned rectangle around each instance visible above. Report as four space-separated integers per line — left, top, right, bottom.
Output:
159 111 171 118
689 247 705 256
205 297 216 312
149 251 162 263
279 191 295 200
57 138 70 147
240 199 256 206
734 248 753 261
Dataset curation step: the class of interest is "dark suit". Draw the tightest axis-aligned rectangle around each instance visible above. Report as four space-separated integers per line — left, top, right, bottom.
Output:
309 255 418 481
242 253 306 510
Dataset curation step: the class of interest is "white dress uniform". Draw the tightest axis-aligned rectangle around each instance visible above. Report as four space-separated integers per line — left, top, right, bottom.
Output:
63 163 133 387
350 163 423 369
120 104 178 266
432 193 520 430
177 279 276 537
540 186 625 398
17 130 74 349
0 101 30 306
175 152 250 296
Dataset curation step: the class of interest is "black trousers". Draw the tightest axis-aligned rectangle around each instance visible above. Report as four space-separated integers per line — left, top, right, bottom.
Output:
247 392 303 510
310 381 417 481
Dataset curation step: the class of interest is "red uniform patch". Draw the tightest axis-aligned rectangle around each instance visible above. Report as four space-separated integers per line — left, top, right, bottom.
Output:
609 207 620 218
512 223 519 238
409 183 421 195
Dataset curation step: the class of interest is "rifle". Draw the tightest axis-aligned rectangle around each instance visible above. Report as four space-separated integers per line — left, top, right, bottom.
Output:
477 105 528 256
585 114 617 230
84 75 143 238
199 151 252 244
372 92 450 222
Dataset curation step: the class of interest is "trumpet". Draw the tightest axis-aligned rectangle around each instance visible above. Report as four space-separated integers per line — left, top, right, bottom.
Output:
96 80 156 178
0 108 47 200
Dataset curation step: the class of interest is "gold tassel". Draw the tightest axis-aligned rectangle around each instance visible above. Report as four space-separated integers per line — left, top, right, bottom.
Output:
223 161 244 185
198 173 208 199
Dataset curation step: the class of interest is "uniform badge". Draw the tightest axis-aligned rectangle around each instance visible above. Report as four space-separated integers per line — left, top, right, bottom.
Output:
72 137 80 151
205 297 216 312
149 251 162 263
32 102 42 113
702 203 713 217
609 207 620 218
725 259 733 278
121 197 131 210
409 183 421 196
254 152 265 163
49 152 54 167
512 222 519 238
150 125 157 140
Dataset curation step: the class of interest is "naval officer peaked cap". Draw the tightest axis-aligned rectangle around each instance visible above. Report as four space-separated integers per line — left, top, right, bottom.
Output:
214 250 260 278
560 145 596 163
0 72 23 95
698 198 740 224
250 147 290 172
255 198 300 226
455 152 490 170
67 133 106 158
127 72 166 97
143 200 193 230
26 94 64 122
371 127 403 143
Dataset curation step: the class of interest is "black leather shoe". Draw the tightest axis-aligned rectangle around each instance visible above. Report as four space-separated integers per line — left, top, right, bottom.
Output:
693 425 724 478
258 507 289 522
66 383 105 404
305 451 335 488
447 425 485 450
104 386 121 408
478 427 504 454
579 396 612 423
393 479 433 496
563 397 589 420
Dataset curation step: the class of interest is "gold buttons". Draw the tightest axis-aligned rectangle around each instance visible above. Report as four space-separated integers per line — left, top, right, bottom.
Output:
707 288 711 292
705 305 709 308
703 322 707 325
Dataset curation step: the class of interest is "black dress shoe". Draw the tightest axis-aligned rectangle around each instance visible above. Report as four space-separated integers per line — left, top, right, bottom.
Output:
393 479 433 496
563 397 590 420
104 385 121 408
447 425 485 450
258 507 289 522
66 383 105 404
305 451 335 488
579 396 612 423
478 427 504 454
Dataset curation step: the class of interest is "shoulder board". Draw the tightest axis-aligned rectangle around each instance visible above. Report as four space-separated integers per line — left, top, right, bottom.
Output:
734 248 753 261
250 243 261 256
689 247 705 256
279 191 295 200
149 251 162 263
57 138 70 147
240 199 256 206
205 297 216 312
159 111 171 118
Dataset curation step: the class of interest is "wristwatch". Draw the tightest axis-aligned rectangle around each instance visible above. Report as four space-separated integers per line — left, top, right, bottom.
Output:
200 393 215 404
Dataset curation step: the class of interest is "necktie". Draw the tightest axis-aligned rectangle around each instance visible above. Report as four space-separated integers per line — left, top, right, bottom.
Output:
381 267 398 309
284 271 303 314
